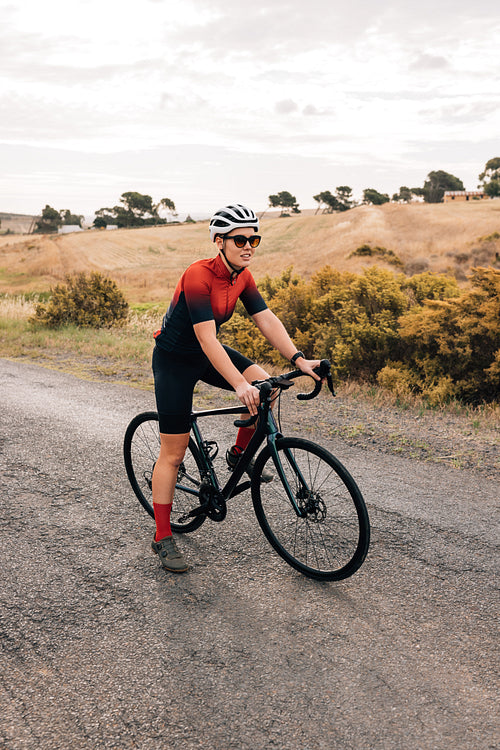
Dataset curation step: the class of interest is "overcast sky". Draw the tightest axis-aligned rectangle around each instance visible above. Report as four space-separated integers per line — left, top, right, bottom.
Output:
1 0 499 218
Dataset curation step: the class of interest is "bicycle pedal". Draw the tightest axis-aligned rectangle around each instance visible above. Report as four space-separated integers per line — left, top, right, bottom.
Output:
226 445 243 471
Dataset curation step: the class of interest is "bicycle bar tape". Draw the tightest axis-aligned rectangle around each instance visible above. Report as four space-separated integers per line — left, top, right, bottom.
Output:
297 359 335 400
234 414 258 428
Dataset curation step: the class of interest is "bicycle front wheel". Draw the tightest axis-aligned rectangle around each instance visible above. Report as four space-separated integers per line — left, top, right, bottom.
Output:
123 411 206 533
251 437 370 581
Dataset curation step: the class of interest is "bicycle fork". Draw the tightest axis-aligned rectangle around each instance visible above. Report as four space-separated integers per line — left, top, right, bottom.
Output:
266 424 310 519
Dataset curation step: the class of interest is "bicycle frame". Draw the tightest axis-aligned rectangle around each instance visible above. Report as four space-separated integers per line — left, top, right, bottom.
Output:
178 398 306 518
175 360 336 521
125 358 370 580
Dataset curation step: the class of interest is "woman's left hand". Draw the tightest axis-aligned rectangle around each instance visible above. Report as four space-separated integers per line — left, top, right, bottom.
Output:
296 358 322 381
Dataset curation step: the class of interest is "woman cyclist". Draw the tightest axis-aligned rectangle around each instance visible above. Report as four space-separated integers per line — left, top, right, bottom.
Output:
151 203 320 572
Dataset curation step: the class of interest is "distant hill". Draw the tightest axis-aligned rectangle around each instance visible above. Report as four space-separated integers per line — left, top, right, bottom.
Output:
0 212 37 234
0 202 499 304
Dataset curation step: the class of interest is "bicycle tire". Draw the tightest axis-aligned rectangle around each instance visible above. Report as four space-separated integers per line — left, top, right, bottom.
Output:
251 437 370 581
123 411 206 533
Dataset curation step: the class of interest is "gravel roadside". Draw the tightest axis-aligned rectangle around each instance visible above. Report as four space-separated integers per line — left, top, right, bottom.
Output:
194 381 499 477
4 351 498 477
1 358 498 750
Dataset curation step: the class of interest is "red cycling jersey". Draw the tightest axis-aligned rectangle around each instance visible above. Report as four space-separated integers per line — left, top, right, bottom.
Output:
154 254 268 354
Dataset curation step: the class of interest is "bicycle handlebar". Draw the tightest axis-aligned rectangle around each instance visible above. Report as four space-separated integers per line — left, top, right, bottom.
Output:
296 359 334 400
234 359 334 427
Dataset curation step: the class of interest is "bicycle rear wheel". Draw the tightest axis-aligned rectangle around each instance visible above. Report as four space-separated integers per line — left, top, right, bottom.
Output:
123 411 206 533
251 437 370 580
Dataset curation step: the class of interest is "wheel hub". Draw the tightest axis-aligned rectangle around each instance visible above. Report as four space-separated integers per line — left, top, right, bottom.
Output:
297 491 327 522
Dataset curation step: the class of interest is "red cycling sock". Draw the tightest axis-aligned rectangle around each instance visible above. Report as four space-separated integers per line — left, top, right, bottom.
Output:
153 502 172 541
235 426 255 450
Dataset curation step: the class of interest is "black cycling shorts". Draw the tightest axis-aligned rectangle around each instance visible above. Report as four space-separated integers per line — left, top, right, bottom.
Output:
152 344 254 434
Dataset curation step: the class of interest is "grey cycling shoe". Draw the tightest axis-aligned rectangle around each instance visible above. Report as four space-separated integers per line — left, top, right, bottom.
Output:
226 445 274 483
151 535 189 573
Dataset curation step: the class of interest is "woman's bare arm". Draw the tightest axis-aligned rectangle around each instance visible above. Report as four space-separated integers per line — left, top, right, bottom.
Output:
251 309 321 379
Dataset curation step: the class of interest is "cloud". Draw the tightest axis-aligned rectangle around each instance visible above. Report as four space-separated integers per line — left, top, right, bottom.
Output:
420 99 500 125
409 53 450 71
0 26 66 75
0 92 123 144
303 104 331 116
275 99 299 115
4 58 163 87
170 0 500 63
1 0 500 216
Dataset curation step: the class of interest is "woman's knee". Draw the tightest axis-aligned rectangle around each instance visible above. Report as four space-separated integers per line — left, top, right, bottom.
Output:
159 433 190 467
242 363 269 382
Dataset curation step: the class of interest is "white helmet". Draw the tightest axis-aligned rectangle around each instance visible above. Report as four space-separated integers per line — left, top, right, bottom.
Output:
209 204 259 241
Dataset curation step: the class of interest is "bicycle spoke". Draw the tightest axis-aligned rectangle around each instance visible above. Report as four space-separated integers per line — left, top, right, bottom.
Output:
123 413 206 533
252 437 369 580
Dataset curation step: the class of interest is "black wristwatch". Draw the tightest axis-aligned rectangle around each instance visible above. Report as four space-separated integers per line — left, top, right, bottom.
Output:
290 351 305 365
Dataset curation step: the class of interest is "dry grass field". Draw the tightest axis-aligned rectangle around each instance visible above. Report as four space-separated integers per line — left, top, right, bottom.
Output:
1 202 498 468
1 201 499 304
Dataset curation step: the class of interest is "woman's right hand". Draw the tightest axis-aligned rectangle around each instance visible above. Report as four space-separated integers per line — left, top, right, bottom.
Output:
235 381 261 416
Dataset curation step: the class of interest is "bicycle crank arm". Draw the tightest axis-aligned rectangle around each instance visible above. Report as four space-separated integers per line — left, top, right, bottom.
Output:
176 502 211 524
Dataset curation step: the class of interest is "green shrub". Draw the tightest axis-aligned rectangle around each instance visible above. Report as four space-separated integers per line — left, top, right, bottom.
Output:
220 263 499 404
258 267 301 301
376 364 420 398
308 268 407 379
219 310 272 362
31 272 129 328
403 271 460 304
349 244 403 268
222 265 409 378
395 267 500 403
351 243 374 257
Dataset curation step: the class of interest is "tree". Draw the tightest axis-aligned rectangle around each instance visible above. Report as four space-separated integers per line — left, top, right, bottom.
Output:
94 191 172 228
93 216 107 229
34 205 63 233
362 188 390 205
392 186 414 203
313 191 340 213
268 194 280 210
156 197 178 221
93 204 131 228
313 187 354 213
484 181 500 198
479 157 500 198
479 157 500 183
93 207 119 228
421 170 464 203
60 209 84 226
334 186 354 212
120 191 156 223
268 191 300 215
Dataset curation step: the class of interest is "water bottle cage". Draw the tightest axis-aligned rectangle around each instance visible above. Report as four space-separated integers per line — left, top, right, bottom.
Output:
202 440 219 460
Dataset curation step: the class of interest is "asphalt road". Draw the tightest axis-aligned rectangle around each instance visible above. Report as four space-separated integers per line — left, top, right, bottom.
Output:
1 358 498 750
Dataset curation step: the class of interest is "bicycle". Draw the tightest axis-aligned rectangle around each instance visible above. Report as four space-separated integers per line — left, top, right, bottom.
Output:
123 360 370 581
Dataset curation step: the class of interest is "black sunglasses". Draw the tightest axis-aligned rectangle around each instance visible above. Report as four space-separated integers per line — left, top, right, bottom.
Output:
223 234 261 249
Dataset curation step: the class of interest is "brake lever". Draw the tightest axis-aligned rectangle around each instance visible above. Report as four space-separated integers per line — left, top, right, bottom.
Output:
326 372 335 396
234 381 273 427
